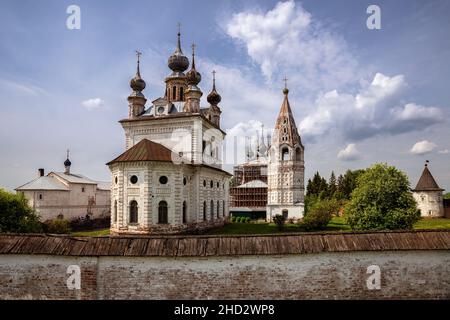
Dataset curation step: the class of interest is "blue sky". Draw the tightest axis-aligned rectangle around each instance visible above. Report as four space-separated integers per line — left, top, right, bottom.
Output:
0 0 449 192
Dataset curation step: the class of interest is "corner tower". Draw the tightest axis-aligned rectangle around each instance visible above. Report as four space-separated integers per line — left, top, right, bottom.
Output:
412 161 445 217
266 80 305 221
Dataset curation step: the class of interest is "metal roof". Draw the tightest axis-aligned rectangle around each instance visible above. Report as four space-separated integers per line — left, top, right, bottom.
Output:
237 179 268 188
15 176 69 191
50 172 98 185
0 230 448 257
107 139 175 165
413 165 444 192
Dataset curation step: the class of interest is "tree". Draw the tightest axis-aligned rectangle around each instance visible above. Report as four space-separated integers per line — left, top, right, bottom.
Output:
444 193 450 200
306 172 328 198
302 198 339 230
328 171 337 198
0 189 42 233
345 163 420 230
272 214 285 231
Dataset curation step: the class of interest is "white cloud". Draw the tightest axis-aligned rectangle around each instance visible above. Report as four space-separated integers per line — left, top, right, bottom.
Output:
438 149 449 154
225 0 358 89
410 140 437 155
298 73 444 142
82 98 105 110
337 143 361 161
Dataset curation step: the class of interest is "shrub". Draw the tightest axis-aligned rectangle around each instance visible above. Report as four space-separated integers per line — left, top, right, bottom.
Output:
237 217 243 223
272 214 285 231
302 199 339 230
45 219 71 234
0 189 42 233
245 217 251 223
345 163 420 230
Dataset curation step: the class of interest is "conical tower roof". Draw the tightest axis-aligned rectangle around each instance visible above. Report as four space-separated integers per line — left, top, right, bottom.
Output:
273 87 302 147
413 163 444 191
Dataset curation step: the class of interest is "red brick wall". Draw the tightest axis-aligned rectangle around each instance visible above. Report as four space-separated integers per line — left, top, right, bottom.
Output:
1 251 449 299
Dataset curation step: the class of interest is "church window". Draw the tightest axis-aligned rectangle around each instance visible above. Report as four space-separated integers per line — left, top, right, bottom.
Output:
223 200 225 217
115 176 118 184
158 201 168 224
180 87 184 101
282 148 289 161
113 200 117 222
39 194 43 200
129 200 138 224
210 200 214 220
295 147 302 161
82 187 85 192
203 180 206 187
282 209 288 219
159 176 168 184
217 201 220 219
57 214 64 220
183 177 187 185
217 181 219 188
172 86 177 100
130 175 138 184
203 201 207 221
182 201 187 223
210 180 213 188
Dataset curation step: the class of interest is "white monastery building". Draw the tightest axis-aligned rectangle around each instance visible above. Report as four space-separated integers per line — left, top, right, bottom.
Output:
108 29 231 235
266 84 305 221
16 154 110 221
412 161 445 217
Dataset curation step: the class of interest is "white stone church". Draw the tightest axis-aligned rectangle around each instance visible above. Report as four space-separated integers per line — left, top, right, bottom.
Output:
108 30 231 235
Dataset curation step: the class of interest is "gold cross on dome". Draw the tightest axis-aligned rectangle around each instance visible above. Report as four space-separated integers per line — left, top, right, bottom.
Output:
283 75 288 89
135 50 142 63
177 22 181 34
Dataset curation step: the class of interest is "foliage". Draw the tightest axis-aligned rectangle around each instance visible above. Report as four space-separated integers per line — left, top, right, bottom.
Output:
335 169 365 200
44 219 71 234
0 189 42 233
306 172 328 198
302 198 339 230
328 171 337 198
272 214 285 231
69 215 110 231
345 163 420 230
444 193 450 200
71 228 110 237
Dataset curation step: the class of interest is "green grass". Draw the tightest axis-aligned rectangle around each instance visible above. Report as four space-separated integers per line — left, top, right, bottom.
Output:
71 228 110 237
69 217 450 237
413 218 450 230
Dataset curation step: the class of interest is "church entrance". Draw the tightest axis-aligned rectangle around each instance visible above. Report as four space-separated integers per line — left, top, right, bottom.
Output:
282 209 288 219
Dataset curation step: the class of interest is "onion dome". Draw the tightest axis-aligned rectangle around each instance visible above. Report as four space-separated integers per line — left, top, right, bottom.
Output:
168 28 189 73
207 70 221 105
130 50 146 92
64 149 71 167
64 158 71 167
186 43 201 85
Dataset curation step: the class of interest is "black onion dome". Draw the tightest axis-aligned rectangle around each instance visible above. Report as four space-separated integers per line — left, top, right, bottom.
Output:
64 158 71 167
130 75 146 92
168 32 189 73
186 48 201 85
207 72 221 105
207 89 221 105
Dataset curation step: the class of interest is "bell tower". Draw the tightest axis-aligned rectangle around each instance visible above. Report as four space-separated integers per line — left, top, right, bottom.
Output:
128 50 147 118
266 78 305 221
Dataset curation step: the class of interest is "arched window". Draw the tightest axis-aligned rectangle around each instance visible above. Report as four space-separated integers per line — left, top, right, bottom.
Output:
210 200 214 220
295 147 302 161
182 201 187 224
129 200 138 224
180 87 184 101
113 200 117 222
282 147 289 161
217 201 220 219
172 86 177 100
203 201 207 221
223 200 225 217
282 209 288 219
158 201 168 224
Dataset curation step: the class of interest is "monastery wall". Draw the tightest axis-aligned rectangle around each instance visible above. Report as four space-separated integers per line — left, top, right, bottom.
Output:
0 231 448 300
